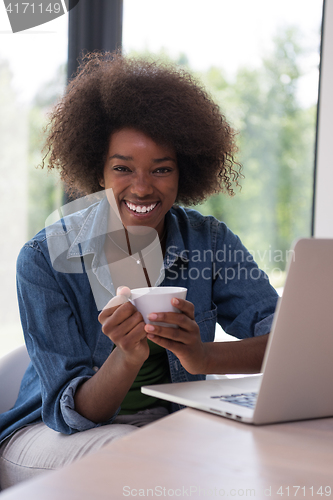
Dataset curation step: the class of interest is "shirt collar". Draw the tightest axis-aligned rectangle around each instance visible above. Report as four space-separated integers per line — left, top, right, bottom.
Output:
67 197 109 260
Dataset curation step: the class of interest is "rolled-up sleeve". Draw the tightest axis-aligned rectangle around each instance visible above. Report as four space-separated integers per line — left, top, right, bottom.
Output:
60 376 119 431
254 313 275 337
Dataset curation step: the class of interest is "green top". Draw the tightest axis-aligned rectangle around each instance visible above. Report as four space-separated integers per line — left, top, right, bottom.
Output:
118 339 171 415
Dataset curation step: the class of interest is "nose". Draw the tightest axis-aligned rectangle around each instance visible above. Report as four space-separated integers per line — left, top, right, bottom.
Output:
130 172 154 197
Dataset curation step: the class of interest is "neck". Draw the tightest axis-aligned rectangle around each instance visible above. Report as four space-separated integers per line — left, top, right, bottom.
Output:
106 225 166 257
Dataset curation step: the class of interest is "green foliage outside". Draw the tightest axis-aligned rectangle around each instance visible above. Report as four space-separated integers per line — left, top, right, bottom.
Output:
27 64 65 238
194 28 316 285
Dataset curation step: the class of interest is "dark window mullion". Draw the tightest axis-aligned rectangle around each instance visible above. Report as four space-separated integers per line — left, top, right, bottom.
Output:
67 0 123 82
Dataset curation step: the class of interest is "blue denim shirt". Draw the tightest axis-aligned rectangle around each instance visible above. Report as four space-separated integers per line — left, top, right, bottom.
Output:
0 199 278 442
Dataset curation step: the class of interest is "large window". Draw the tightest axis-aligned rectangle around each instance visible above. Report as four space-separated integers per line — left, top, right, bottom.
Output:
123 0 323 289
0 1 324 355
0 9 67 355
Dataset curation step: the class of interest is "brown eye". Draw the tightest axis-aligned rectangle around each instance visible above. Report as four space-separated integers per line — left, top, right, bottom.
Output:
113 166 131 172
154 167 172 174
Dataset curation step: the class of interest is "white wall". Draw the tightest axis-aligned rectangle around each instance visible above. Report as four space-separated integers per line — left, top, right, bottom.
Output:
314 0 333 237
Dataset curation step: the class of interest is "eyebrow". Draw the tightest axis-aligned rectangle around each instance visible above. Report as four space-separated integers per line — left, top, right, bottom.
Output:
109 154 176 164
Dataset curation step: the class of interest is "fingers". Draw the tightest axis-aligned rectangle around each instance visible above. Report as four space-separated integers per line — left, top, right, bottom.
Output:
171 298 195 320
145 322 185 342
99 300 140 330
145 298 195 329
143 299 198 349
98 300 123 324
144 322 198 356
114 321 147 351
97 287 149 361
144 318 197 345
98 295 197 358
109 309 144 343
98 286 132 323
145 332 180 352
142 298 195 340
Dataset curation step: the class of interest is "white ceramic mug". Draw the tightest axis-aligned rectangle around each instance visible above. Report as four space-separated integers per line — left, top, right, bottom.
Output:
130 286 187 327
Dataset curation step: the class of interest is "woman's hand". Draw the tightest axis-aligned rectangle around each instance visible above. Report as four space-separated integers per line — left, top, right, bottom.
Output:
98 287 149 368
75 287 149 424
144 298 209 375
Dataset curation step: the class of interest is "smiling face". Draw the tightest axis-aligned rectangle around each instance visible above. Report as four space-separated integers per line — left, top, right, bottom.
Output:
101 128 179 238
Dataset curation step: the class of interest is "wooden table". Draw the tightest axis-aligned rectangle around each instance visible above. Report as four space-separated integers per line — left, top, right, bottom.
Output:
1 409 332 499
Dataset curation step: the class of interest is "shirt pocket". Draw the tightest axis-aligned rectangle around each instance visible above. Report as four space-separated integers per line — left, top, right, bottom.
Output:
195 305 217 342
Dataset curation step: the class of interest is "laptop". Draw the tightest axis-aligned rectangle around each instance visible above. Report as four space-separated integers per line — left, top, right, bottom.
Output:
142 238 333 425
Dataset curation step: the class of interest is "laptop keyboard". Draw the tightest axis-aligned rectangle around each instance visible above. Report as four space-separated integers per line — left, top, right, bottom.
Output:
210 392 258 409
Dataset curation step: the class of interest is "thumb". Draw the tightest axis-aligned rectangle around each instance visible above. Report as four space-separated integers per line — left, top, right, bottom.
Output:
116 286 131 299
102 286 131 311
103 294 128 310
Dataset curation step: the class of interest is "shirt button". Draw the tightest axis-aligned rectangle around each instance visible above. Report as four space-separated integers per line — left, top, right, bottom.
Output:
93 366 99 372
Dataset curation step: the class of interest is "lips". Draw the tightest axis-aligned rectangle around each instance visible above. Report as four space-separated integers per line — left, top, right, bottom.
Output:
124 201 158 214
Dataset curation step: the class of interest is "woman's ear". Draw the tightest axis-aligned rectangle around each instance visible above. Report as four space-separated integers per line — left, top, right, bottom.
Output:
99 178 105 188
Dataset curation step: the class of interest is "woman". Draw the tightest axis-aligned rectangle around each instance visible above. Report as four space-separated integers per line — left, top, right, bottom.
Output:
0 52 278 488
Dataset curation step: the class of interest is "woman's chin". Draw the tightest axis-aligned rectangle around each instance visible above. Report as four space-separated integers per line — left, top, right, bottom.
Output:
125 225 157 237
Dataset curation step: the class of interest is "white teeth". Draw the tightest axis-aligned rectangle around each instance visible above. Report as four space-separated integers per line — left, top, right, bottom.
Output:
125 202 157 214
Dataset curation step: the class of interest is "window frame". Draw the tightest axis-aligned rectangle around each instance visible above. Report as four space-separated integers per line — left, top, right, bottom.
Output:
67 0 123 81
313 0 333 237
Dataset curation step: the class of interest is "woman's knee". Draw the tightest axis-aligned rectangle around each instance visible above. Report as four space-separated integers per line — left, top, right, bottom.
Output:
0 421 137 490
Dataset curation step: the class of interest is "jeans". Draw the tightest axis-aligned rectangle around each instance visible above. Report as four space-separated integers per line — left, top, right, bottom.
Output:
0 407 169 491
